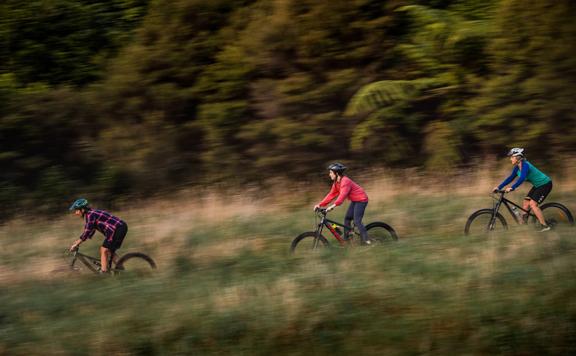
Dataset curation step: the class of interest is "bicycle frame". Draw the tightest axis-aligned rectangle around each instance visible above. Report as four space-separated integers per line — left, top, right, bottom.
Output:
491 191 534 226
69 249 117 273
313 210 355 247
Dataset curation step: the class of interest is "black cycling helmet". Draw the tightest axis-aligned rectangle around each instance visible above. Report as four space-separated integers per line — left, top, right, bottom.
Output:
327 162 347 175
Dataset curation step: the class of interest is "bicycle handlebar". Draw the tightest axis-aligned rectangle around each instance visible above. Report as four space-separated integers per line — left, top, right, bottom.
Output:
314 207 328 215
66 246 79 256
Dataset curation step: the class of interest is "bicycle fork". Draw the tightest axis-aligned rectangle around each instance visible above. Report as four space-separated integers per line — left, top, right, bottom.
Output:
70 256 78 269
69 255 82 272
312 220 328 249
488 200 503 232
312 226 322 249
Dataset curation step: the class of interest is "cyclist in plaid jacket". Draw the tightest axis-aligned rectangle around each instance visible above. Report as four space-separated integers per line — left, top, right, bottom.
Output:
68 198 128 273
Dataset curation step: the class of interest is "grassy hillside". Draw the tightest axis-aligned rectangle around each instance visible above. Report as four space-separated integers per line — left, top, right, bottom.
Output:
1 170 576 355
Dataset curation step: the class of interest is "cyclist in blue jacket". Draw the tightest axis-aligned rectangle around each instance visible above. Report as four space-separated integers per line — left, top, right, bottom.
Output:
493 148 552 231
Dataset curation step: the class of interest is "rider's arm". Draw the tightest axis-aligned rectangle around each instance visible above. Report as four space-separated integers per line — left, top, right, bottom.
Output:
510 163 529 191
318 183 339 207
498 165 519 190
333 178 351 206
78 215 96 241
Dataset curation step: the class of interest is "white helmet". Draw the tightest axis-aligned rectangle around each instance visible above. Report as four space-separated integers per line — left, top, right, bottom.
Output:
507 147 525 158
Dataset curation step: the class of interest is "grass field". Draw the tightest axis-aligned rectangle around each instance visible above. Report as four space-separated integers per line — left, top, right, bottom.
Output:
1 169 576 355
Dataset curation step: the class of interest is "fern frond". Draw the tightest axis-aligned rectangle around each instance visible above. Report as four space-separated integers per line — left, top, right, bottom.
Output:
345 78 447 116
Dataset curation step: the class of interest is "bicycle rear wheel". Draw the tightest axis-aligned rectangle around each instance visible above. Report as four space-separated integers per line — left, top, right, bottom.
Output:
365 222 398 243
464 209 508 236
290 232 328 254
115 252 157 276
531 202 574 229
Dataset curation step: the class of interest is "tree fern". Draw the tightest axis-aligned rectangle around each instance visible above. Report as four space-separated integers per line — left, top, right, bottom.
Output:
345 78 446 116
396 5 492 71
397 5 492 45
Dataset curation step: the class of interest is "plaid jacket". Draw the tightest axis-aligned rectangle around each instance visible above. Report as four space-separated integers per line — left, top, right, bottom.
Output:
79 209 126 241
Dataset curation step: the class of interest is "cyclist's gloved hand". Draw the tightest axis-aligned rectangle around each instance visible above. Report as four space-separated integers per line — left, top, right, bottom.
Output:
326 204 336 212
492 187 499 193
504 187 514 193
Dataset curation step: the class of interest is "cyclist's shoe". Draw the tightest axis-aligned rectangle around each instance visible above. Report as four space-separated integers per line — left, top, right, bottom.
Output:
539 225 551 232
361 239 372 246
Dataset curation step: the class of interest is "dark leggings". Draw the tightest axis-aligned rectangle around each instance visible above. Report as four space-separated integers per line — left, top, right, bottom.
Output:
345 202 368 242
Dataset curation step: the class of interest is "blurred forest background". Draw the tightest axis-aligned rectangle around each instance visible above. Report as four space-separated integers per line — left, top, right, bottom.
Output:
2 2 576 353
1 0 575 217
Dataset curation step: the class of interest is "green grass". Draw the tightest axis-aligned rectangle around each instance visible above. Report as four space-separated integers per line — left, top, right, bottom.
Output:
1 191 576 355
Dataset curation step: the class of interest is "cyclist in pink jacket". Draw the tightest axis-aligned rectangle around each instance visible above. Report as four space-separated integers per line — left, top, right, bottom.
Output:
314 163 370 244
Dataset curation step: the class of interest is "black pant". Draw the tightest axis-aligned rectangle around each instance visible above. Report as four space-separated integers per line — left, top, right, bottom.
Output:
345 202 368 242
102 222 128 252
526 181 552 205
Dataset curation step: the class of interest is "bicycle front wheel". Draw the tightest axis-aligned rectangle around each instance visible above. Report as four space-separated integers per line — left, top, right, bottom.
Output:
532 202 575 229
290 232 328 254
464 209 508 236
365 222 398 243
115 252 157 276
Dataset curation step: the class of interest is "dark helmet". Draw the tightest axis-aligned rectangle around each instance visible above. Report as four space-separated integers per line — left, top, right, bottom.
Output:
69 198 89 211
507 147 525 158
327 162 347 175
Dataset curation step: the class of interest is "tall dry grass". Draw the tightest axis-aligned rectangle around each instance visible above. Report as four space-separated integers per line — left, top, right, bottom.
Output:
1 162 574 284
2 164 576 354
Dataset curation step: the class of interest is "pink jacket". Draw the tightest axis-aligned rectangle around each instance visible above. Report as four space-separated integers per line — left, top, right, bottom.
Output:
318 176 368 207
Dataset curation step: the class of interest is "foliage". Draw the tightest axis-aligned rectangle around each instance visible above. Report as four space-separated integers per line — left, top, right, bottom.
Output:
1 0 575 215
0 0 150 87
469 0 576 158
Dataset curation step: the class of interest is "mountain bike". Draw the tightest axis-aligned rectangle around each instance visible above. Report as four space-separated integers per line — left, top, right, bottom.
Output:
65 247 157 275
464 190 574 235
290 208 398 253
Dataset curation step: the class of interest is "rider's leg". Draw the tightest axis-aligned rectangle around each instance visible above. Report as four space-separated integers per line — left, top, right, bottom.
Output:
100 246 112 272
526 181 553 228
521 198 531 224
353 202 369 244
344 203 356 239
529 199 548 227
108 223 128 268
